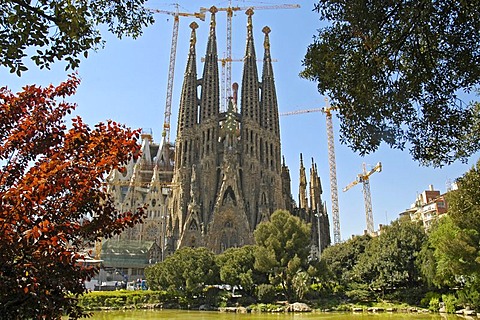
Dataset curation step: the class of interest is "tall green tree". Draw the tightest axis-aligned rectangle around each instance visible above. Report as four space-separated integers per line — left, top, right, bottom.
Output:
302 1 480 166
320 234 370 289
352 219 426 302
426 216 477 287
425 160 480 295
216 245 266 297
145 247 219 299
253 210 311 301
1 0 154 74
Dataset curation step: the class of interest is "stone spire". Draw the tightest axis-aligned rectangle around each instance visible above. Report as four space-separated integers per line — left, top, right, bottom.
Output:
241 8 260 122
199 6 220 122
260 26 280 135
299 153 308 209
177 22 199 134
309 158 322 212
281 156 293 211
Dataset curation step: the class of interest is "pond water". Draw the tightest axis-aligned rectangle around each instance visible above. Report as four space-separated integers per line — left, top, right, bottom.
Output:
86 310 464 320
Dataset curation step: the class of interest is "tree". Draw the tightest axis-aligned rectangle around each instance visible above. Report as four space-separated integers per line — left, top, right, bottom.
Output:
424 160 480 291
302 1 480 166
352 219 426 302
447 159 480 233
0 76 145 318
253 210 311 301
320 234 370 289
216 245 266 297
145 247 219 299
426 217 475 287
1 0 154 75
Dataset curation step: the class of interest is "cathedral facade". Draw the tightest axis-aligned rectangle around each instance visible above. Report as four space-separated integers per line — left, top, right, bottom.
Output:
103 7 330 277
169 8 288 253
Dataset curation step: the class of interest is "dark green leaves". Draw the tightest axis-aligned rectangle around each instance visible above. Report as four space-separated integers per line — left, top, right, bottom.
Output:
253 210 312 301
0 0 154 74
302 0 480 166
145 247 219 298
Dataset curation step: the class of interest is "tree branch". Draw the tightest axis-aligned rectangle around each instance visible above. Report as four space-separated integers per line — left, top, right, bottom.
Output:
9 0 58 24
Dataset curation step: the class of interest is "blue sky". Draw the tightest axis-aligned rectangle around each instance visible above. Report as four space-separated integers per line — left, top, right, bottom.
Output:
2 0 479 241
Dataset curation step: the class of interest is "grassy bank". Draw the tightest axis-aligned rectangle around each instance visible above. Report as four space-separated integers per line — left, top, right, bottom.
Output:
79 291 429 314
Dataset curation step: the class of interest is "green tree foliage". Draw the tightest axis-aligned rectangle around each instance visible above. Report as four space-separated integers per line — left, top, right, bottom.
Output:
0 76 144 318
216 245 265 296
1 0 154 74
302 1 480 166
253 210 311 301
457 277 480 311
447 159 480 233
145 247 219 299
320 234 370 289
352 219 426 301
424 160 480 306
426 216 476 286
255 284 276 304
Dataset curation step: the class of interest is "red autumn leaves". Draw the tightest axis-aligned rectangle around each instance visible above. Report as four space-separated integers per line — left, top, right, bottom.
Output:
0 75 145 318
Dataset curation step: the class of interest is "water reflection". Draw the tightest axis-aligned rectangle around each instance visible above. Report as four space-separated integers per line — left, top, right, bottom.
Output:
86 310 465 320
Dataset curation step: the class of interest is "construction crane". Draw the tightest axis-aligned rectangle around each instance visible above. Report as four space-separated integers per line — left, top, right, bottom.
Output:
200 3 300 111
323 99 341 244
279 98 342 244
343 162 382 234
149 5 205 143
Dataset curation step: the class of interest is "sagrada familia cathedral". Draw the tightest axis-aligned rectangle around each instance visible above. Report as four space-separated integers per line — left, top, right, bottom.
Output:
101 7 330 279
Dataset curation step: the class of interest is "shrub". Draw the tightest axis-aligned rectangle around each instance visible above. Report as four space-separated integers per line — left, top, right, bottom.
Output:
442 294 457 313
79 290 173 309
132 295 141 306
420 291 441 308
429 297 440 312
256 284 276 304
457 278 480 311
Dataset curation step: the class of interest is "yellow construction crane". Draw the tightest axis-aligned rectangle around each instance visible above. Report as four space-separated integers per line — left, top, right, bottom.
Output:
279 98 341 244
200 3 300 111
343 162 382 234
149 5 205 143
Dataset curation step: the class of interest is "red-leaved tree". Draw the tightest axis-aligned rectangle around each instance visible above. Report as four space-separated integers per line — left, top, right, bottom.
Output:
0 75 145 318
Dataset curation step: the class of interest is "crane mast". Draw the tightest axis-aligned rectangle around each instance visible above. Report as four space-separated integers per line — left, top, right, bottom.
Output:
149 6 205 142
323 99 341 244
279 99 342 244
343 162 382 234
164 14 178 143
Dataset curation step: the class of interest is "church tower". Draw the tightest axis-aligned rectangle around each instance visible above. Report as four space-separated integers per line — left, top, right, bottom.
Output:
104 7 331 279
168 7 289 253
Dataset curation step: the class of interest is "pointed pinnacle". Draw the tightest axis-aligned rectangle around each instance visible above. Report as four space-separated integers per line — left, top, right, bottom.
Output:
189 22 198 46
246 8 254 31
209 6 217 29
262 26 271 50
